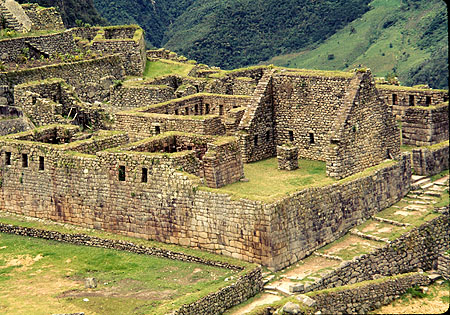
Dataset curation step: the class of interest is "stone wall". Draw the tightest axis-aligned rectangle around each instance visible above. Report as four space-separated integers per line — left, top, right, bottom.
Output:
0 128 411 270
326 71 401 179
203 140 244 188
175 267 263 315
14 79 109 129
295 213 448 293
412 141 449 176
268 153 411 270
0 31 77 63
21 3 64 31
309 273 431 314
239 69 276 162
437 252 450 280
277 145 298 170
87 26 146 76
0 55 125 102
110 82 175 111
402 103 448 146
377 85 448 120
115 111 226 141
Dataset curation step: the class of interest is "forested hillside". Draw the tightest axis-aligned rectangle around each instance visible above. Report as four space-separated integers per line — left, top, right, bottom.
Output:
16 0 106 27
266 0 448 89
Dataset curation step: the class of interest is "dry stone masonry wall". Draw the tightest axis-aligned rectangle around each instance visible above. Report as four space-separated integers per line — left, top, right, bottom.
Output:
309 273 432 314
412 141 449 176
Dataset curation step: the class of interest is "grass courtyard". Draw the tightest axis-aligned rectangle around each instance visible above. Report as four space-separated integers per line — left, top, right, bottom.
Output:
0 232 236 315
211 158 335 201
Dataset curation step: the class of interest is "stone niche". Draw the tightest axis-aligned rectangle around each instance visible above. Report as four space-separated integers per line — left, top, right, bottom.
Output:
277 144 298 170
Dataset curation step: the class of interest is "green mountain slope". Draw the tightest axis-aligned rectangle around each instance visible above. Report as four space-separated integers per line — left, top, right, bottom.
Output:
265 0 448 89
16 0 106 27
163 0 371 69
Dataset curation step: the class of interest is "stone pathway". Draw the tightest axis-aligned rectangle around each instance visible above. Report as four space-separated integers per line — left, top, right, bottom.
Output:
228 174 449 314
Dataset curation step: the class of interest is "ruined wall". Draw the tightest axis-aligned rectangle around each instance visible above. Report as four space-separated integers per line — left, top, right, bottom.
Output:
437 252 450 280
239 69 276 162
310 273 431 314
271 71 353 162
110 83 175 111
0 31 77 62
88 26 146 76
203 140 244 188
326 71 401 179
14 79 108 129
377 85 448 120
267 153 411 270
0 117 31 135
115 112 226 141
21 3 64 31
0 55 125 102
412 141 449 176
402 103 448 146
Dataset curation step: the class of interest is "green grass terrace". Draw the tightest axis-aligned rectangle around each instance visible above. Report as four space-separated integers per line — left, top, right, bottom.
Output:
201 157 397 202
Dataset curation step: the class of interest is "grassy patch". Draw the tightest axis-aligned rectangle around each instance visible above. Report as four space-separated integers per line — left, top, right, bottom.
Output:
355 219 414 241
206 158 334 201
143 59 194 78
434 189 449 208
0 213 251 270
431 169 449 182
316 234 383 261
0 232 235 315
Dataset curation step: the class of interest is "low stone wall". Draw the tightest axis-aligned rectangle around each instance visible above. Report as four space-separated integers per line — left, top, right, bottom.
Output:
115 112 226 141
175 267 263 315
437 252 450 280
309 273 431 314
0 222 242 270
412 141 449 176
294 213 449 293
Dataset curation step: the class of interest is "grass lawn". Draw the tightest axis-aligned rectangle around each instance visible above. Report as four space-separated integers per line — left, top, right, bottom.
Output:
0 232 236 315
209 158 335 201
143 59 195 79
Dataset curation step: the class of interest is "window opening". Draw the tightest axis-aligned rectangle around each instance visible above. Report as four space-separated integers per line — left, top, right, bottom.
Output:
118 165 125 181
22 154 28 168
142 168 148 183
309 133 315 144
289 130 294 142
39 156 44 170
409 95 415 106
426 96 431 106
392 94 397 105
5 152 11 165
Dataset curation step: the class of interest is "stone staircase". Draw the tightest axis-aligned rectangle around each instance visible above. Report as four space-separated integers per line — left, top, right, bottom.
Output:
0 0 31 33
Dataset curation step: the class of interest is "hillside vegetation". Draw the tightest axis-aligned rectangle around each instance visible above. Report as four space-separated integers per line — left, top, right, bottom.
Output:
266 0 448 89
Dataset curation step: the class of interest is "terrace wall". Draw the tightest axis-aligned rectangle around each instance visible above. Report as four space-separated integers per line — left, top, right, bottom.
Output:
109 83 175 111
412 142 449 176
0 55 125 102
267 153 411 270
402 104 448 146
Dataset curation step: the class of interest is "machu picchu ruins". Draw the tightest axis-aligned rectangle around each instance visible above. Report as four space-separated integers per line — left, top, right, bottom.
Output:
0 1 448 314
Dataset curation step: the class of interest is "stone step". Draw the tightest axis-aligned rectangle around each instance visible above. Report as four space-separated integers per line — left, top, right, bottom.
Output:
373 216 411 227
425 191 441 197
421 182 434 190
415 178 431 186
412 175 426 183
314 252 343 261
434 176 449 186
